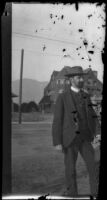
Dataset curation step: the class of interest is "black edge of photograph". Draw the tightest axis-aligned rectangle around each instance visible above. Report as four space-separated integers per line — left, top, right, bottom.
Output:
1 1 106 200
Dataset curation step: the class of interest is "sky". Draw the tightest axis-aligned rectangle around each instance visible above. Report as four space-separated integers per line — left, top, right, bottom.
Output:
12 3 105 83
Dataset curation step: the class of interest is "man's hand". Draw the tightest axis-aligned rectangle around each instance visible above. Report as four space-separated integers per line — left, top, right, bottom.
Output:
92 135 101 149
55 144 63 151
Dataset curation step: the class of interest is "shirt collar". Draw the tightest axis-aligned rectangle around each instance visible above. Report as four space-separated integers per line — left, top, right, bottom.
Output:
71 86 80 93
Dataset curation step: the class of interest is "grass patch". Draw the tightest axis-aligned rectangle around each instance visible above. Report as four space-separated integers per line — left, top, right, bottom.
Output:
12 112 53 122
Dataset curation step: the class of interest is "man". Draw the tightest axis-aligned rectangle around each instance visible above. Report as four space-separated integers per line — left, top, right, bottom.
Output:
52 66 99 197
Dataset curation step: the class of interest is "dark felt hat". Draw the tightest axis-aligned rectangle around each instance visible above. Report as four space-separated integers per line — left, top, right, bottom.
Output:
65 66 86 77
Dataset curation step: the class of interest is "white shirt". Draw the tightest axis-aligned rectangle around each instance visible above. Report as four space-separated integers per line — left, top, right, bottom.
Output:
71 86 80 93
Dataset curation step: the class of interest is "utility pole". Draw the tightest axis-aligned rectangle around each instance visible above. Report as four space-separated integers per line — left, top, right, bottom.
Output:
19 49 24 124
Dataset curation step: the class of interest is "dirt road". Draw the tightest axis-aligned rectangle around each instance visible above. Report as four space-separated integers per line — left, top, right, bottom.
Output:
12 123 97 196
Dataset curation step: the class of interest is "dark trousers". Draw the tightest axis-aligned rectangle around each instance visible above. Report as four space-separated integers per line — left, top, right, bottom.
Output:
63 138 98 196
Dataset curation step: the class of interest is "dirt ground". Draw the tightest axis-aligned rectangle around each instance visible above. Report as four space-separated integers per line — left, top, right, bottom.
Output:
12 123 99 196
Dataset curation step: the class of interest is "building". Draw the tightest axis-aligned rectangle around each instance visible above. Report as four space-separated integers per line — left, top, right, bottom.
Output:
39 95 53 113
83 68 102 97
12 93 18 98
11 92 18 113
39 66 103 113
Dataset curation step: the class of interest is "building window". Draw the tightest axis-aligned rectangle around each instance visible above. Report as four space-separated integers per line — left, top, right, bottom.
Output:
52 75 56 81
59 89 63 93
52 75 54 81
46 90 50 95
60 79 64 85
93 71 97 78
56 80 60 85
51 82 54 88
87 79 93 86
65 80 70 84
93 81 97 86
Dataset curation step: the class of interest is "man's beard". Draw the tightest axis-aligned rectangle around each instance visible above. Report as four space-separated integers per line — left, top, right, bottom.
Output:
78 82 84 88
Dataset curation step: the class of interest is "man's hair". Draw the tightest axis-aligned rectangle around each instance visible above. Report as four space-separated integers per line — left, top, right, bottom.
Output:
69 77 73 85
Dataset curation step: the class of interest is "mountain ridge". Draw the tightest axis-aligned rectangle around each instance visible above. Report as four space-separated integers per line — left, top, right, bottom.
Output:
12 78 48 104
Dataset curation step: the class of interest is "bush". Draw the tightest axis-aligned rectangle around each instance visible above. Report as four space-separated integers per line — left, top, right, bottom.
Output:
20 101 39 113
13 103 19 112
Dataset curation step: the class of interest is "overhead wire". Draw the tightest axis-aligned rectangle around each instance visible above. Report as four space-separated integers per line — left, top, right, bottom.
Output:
12 31 104 62
12 31 104 53
12 31 78 46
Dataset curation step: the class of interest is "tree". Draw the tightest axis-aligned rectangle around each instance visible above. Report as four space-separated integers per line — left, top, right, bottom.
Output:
13 103 19 112
26 101 39 112
21 102 28 113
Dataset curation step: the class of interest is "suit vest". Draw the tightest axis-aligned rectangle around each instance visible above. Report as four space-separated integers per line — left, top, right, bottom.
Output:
71 90 92 142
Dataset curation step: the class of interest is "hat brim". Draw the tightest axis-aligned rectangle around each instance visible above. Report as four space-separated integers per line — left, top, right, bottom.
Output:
65 73 87 77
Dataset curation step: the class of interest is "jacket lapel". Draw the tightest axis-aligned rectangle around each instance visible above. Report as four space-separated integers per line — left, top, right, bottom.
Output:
81 91 90 119
64 89 77 113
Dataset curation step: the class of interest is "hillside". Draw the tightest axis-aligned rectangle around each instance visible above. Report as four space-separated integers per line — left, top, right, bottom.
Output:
12 78 48 104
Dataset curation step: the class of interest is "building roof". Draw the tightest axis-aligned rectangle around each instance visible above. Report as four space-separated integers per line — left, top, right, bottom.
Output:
52 70 59 77
84 68 92 73
39 95 52 105
48 90 55 95
55 66 72 79
12 93 18 98
84 69 102 86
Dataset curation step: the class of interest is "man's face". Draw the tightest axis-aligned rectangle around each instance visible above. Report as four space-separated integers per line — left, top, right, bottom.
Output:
70 75 84 88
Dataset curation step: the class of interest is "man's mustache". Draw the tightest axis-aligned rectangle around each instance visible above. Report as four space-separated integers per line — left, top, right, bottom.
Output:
78 81 84 87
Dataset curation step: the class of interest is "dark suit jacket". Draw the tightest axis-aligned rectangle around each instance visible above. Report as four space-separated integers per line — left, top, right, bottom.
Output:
52 88 99 148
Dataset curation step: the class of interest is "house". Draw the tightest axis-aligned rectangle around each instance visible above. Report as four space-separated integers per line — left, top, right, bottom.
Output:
11 92 18 113
83 68 102 97
39 95 53 113
39 67 103 113
12 93 18 98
